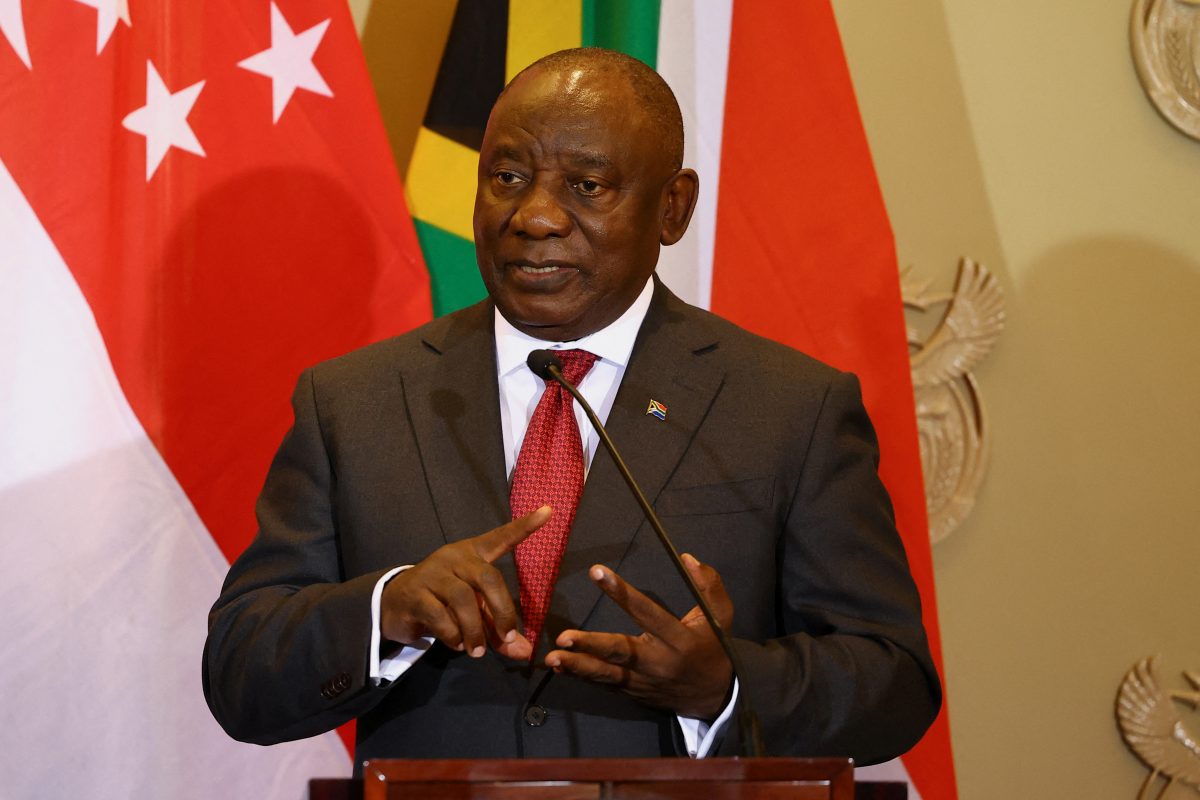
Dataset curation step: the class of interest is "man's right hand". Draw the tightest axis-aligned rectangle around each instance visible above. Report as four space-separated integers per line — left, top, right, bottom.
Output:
380 505 550 662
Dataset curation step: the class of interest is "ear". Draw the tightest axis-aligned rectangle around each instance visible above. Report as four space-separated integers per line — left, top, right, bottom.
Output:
659 168 699 246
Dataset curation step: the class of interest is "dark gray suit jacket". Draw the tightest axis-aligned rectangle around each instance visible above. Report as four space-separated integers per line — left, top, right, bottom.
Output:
203 282 940 765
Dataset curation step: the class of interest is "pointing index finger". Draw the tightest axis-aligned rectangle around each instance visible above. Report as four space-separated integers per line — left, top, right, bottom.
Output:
589 564 682 643
473 506 552 562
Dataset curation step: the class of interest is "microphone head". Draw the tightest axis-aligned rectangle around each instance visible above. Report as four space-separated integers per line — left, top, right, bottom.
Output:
526 349 562 380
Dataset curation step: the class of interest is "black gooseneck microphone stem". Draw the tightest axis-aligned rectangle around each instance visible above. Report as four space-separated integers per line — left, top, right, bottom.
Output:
546 362 766 757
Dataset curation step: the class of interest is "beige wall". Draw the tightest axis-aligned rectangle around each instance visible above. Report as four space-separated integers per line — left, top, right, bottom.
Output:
835 1 1200 797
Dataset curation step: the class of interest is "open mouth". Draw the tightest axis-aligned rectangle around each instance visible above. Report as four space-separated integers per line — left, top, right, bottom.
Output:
507 260 576 279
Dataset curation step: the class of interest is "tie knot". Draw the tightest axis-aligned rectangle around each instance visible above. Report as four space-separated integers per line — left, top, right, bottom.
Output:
551 349 599 385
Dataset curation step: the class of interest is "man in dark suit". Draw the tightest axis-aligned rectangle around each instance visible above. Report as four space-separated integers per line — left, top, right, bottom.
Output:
204 47 939 764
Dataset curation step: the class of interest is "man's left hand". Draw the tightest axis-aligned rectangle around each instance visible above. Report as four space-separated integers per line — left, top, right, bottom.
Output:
543 553 734 720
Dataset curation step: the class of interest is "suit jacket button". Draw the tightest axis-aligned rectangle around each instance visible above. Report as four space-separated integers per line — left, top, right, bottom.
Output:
523 704 547 727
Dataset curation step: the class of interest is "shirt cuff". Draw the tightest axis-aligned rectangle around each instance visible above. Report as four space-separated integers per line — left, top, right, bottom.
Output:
676 678 739 757
369 565 434 685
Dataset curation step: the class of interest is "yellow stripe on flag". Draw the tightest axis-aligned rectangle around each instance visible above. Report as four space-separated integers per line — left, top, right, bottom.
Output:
405 126 478 242
506 0 583 81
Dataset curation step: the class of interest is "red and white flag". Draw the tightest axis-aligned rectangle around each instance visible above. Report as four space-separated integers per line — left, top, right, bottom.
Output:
0 1 429 796
656 3 958 796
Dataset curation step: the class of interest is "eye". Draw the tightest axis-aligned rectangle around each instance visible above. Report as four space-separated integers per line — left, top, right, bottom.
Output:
574 179 603 196
494 170 524 186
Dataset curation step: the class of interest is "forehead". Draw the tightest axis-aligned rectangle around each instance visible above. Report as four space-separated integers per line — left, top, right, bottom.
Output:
483 67 656 166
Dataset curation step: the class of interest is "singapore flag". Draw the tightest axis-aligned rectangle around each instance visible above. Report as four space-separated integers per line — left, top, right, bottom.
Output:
0 1 430 797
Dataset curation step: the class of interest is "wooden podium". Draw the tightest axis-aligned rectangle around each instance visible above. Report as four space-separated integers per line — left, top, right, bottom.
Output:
309 758 907 799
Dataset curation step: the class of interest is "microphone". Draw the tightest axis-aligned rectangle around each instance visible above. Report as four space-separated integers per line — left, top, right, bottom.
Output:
527 349 765 757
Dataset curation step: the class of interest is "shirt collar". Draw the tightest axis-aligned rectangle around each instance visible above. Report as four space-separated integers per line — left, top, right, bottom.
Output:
494 277 654 377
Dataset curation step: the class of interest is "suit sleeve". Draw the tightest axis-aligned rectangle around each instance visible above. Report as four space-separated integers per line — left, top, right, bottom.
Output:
202 368 393 744
716 371 942 763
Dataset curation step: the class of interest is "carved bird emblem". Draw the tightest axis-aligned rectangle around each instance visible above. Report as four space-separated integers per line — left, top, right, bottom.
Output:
1117 656 1200 800
1130 0 1200 141
906 258 1005 389
902 258 1004 543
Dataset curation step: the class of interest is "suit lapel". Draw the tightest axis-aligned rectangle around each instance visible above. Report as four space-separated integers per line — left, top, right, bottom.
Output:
542 284 726 650
402 302 511 558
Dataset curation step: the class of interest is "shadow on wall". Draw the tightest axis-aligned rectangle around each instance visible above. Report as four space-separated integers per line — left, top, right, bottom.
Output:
929 234 1200 800
1007 233 1200 609
1017 235 1200 800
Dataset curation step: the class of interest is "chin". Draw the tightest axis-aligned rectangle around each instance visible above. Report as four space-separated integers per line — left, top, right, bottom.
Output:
500 299 580 334
516 319 579 342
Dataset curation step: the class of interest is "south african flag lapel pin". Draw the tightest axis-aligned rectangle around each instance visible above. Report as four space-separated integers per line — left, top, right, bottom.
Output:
645 399 668 421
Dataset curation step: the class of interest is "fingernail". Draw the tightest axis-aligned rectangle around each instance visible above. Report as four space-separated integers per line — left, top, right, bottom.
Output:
504 630 516 643
471 645 485 658
558 637 573 648
590 566 605 581
545 654 559 668
683 553 699 568
454 642 465 651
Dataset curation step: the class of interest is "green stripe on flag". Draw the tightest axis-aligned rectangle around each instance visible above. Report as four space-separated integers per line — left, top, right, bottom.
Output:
412 219 487 317
581 0 660 67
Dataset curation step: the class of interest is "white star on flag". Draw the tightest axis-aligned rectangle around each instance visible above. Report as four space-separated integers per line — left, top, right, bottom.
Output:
0 0 31 69
238 2 332 123
75 0 131 55
121 60 205 181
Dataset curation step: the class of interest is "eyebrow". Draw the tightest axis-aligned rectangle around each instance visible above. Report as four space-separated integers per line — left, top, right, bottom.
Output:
489 145 525 162
485 144 614 171
569 151 613 170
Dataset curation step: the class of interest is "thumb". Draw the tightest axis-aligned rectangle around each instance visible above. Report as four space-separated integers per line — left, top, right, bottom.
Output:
474 505 552 562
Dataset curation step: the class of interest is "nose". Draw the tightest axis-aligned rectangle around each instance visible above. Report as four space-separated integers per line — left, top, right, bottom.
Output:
509 182 571 239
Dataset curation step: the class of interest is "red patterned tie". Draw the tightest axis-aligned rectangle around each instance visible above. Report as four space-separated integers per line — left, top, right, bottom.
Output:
511 349 599 646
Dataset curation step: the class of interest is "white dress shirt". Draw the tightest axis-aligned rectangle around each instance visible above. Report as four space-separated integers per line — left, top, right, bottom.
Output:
367 278 735 756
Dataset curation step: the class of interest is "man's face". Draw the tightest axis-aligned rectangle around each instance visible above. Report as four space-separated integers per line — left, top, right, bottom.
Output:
474 67 677 341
